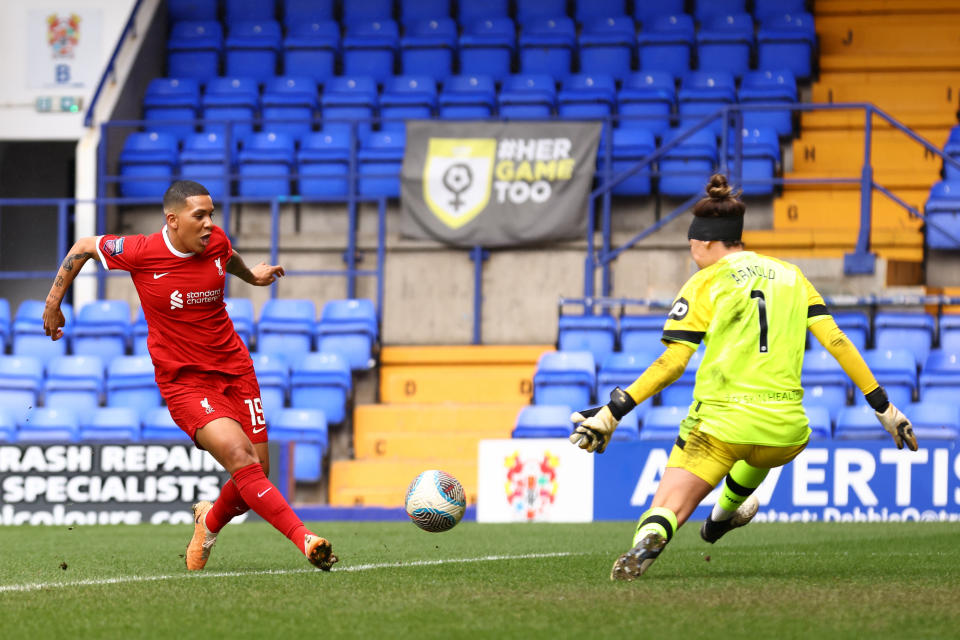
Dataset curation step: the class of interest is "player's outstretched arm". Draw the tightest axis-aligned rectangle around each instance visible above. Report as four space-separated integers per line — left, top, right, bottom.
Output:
226 250 285 286
43 236 98 341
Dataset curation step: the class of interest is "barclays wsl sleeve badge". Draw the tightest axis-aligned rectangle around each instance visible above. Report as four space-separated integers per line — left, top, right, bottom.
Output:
103 237 124 256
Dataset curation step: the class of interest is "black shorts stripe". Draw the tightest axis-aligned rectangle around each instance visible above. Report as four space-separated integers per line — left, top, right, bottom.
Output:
724 474 754 497
675 436 686 450
662 329 705 344
642 514 675 542
807 304 829 318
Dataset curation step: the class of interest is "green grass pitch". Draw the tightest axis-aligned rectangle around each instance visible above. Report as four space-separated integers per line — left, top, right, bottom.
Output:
1 521 958 639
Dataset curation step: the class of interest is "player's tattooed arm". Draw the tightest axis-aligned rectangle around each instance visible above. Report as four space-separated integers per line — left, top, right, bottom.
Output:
226 250 285 286
44 236 98 340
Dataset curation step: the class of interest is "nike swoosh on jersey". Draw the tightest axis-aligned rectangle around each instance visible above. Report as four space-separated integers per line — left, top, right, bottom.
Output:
257 488 272 498
153 272 171 279
252 425 266 434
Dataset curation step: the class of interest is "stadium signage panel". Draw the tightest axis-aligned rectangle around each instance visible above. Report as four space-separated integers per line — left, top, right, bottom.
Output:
401 120 601 247
477 439 594 523
0 444 230 526
594 441 960 522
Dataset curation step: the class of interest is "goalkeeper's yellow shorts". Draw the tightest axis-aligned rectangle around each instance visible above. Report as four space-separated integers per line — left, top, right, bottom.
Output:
665 417 808 487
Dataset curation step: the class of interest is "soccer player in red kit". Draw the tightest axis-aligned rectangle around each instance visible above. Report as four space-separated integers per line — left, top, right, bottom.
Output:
41 180 337 571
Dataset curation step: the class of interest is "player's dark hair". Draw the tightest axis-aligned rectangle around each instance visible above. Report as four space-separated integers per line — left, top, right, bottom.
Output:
163 180 210 212
691 174 744 248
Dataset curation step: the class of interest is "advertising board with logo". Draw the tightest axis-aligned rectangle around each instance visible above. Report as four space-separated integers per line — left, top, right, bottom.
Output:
27 9 103 89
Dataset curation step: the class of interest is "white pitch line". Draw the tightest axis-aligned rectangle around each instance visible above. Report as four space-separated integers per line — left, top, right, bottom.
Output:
0 551 580 594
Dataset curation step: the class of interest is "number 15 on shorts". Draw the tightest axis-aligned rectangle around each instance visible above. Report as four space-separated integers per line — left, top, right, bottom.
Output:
244 398 266 426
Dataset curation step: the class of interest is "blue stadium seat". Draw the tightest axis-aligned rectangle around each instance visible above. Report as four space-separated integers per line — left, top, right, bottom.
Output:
201 76 259 139
251 352 290 422
180 132 235 201
459 18 516 81
943 126 960 180
225 0 276 23
168 0 218 21
696 12 754 77
400 0 450 23
858 349 916 408
512 404 573 439
805 404 832 440
142 407 189 441
18 407 79 443
297 131 351 197
873 312 935 367
639 406 686 440
578 16 636 80
757 12 816 80
133 307 149 355
906 401 960 440
835 405 885 441
224 297 255 347
72 300 131 365
0 355 44 424
0 298 9 354
617 71 675 137
380 76 437 130
678 71 737 135
401 18 457 78
659 348 704 406
143 78 201 138
80 407 141 442
458 0 508 22
290 352 351 424
358 130 405 197
167 21 222 80
924 181 960 249
637 14 695 76
596 128 656 196
694 0 747 22
498 74 556 120
575 0 626 22
557 314 617 365
106 355 161 412
802 349 850 421
659 128 718 197
283 20 340 83
519 17 576 76
343 0 394 24
516 0 566 23
438 74 497 119
238 132 295 197
320 75 379 136
315 299 379 370
271 408 329 482
262 76 319 138
257 299 316 365
726 127 780 196
754 0 807 19
225 21 282 80
598 351 657 421
939 314 960 353
919 350 960 404
635 0 685 26
44 355 104 416
619 314 664 352
283 0 335 26
533 351 596 407
738 70 797 138
119 132 179 199
0 409 15 442
558 74 616 122
808 309 869 352
13 300 73 368
343 20 399 81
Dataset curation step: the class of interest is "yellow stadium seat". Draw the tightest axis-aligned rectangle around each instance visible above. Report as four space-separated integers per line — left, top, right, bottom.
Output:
329 458 479 507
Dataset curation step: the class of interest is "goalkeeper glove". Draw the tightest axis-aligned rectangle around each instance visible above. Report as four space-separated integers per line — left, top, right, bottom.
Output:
866 387 918 451
569 387 637 454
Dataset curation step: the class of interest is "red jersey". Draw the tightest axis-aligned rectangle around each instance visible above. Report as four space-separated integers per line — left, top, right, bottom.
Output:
95 225 252 384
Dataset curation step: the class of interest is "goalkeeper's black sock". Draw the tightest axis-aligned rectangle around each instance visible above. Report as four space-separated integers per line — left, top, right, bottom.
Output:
710 461 768 522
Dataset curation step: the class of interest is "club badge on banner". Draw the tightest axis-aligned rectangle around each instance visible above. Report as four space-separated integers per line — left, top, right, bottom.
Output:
27 9 103 89
477 439 594 523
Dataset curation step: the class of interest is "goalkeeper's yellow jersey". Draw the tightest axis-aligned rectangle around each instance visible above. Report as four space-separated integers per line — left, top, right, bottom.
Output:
662 251 831 446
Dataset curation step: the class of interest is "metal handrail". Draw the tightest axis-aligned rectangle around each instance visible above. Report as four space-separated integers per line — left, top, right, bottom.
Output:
84 0 146 128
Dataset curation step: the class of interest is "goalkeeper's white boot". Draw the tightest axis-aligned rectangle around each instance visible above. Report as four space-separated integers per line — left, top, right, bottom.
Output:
610 532 667 581
185 501 217 570
700 494 760 544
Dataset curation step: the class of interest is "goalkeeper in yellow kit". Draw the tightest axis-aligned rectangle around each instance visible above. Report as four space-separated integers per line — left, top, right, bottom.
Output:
570 174 919 581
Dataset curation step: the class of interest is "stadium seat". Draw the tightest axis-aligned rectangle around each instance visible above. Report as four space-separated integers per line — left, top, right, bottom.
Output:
596 128 656 196
835 405 886 441
738 70 797 138
13 300 73 368
696 12 754 78
225 21 282 80
132 307 149 355
498 74 556 120
754 0 806 18
726 127 780 196
358 130 405 197
44 355 104 416
438 74 497 120
575 0 626 22
659 348 704 406
18 407 79 443
858 349 916 408
225 0 275 23
290 352 352 424
678 71 737 136
297 131 351 197
238 132 295 197
805 404 832 440
458 0 508 22
558 74 616 122
118 132 179 199
283 0 335 26
637 14 694 76
282 20 339 82
919 350 960 404
168 0 218 22
261 76 319 138
224 297 255 347
459 18 516 81
0 409 15 442
315 299 379 370
939 314 960 353
639 406 686 440
578 16 635 80
320 75 379 136
72 300 131 365
143 77 201 138
519 17 576 76
400 0 450 23
271 408 329 482
256 299 316 365
757 12 816 80
873 312 935 367
516 0 566 24
512 404 573 438
597 351 657 420
167 21 223 80
905 401 960 440
532 351 596 407
380 76 437 130
557 314 618 365
201 76 259 139
694 0 747 23
635 0 685 26
80 406 141 442
809 310 869 352
142 407 189 441
106 355 161 412
924 181 960 249
401 18 457 78
343 0 394 24
617 71 675 137
180 132 235 201
0 298 9 354
619 314 664 352
943 126 960 180
251 352 290 422
802 349 850 420
0 355 44 424
342 20 399 81
659 128 719 197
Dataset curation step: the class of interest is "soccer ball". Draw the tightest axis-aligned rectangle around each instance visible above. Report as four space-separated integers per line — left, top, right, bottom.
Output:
404 470 466 532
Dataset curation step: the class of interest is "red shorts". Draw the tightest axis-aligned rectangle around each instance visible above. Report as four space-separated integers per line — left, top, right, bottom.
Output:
159 368 268 447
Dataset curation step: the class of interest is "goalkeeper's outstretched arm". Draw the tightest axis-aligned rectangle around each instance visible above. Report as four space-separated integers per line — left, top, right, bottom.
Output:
625 341 695 405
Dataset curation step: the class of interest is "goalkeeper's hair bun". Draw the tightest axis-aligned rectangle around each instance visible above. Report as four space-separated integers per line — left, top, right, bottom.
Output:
693 173 744 219
707 174 733 200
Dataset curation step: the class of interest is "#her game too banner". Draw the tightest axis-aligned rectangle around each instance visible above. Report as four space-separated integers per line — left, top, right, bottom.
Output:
401 120 601 247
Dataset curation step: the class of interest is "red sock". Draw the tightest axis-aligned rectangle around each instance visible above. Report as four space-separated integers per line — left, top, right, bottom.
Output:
205 480 249 533
231 462 311 553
